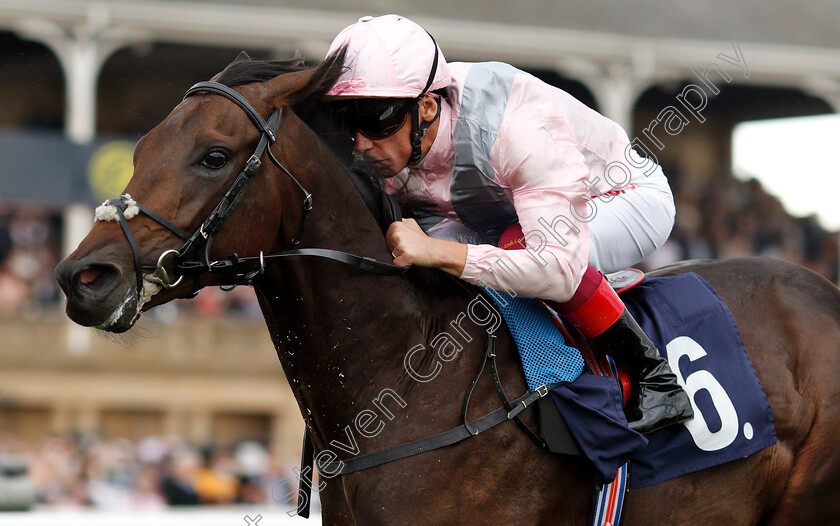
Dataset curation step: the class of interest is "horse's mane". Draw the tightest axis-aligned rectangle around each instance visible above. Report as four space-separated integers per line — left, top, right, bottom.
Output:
214 52 310 87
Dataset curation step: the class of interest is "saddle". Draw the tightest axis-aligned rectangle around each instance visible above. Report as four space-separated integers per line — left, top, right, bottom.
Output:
483 268 645 472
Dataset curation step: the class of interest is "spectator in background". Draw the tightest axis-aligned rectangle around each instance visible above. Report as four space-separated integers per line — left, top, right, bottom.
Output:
127 465 166 511
160 447 201 506
194 446 239 504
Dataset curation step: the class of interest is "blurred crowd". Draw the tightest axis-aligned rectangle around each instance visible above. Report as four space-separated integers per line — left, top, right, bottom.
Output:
0 205 62 317
640 167 839 281
0 432 312 511
0 167 837 320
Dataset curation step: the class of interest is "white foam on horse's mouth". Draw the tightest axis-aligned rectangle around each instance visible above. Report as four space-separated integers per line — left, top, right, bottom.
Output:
140 276 163 305
94 278 163 330
95 289 133 330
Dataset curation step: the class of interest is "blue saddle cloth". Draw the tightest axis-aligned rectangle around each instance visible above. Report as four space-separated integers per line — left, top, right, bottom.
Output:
488 273 777 488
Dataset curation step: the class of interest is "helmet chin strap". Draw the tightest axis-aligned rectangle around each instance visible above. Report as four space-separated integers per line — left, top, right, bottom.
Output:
407 29 443 167
408 98 442 166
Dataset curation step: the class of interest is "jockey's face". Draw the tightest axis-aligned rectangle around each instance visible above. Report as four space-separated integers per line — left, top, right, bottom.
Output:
352 110 413 177
349 95 439 178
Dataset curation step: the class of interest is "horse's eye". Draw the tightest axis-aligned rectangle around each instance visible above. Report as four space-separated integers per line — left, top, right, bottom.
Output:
201 150 228 170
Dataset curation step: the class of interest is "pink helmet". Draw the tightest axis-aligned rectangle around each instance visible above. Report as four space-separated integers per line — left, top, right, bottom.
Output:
326 15 451 98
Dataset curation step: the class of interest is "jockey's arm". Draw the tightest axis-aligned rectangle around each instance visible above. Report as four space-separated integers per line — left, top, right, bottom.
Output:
389 106 591 304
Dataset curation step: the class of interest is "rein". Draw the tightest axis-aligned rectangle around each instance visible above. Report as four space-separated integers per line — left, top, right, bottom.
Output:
100 80 408 299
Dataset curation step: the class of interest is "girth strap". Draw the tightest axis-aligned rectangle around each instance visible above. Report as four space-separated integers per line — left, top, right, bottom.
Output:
294 294 555 518
307 333 554 478
487 336 548 449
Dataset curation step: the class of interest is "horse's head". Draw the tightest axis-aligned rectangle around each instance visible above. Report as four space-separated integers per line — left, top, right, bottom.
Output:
55 52 346 332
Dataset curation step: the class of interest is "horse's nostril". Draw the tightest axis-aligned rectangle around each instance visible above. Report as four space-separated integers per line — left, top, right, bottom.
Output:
69 263 120 294
79 267 104 285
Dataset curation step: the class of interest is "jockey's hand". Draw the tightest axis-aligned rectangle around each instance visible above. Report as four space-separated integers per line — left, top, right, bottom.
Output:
386 218 468 277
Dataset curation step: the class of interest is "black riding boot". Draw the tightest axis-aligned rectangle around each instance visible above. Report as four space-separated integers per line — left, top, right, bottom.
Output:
589 310 694 434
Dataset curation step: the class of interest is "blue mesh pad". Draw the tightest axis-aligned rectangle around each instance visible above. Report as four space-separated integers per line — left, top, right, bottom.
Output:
482 289 584 389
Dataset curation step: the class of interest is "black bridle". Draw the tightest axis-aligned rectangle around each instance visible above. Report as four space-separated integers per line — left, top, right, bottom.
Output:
101 80 407 300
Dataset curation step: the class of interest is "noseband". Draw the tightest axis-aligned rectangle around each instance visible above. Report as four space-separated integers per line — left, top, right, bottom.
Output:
102 80 406 300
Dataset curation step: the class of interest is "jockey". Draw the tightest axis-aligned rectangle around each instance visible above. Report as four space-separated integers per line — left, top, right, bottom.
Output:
325 14 693 434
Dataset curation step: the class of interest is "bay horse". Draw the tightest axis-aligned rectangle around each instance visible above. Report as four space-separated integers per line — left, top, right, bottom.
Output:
55 53 840 525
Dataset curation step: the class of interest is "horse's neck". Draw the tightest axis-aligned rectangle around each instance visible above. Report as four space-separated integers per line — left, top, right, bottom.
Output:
254 124 469 449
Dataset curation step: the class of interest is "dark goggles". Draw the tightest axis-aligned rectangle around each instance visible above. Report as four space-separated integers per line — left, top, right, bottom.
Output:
335 98 415 140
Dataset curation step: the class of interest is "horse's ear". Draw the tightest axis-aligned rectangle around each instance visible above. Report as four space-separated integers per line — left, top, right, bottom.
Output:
259 48 345 109
259 67 326 109
210 51 252 81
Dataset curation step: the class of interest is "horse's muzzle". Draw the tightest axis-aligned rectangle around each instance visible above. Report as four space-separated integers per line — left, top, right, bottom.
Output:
55 257 128 328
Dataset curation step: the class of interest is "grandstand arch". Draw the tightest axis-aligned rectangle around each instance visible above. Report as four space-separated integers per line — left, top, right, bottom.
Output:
97 43 273 137
0 31 63 131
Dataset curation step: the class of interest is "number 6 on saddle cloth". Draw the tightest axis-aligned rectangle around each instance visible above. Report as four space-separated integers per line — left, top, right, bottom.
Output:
486 228 776 491
480 270 649 485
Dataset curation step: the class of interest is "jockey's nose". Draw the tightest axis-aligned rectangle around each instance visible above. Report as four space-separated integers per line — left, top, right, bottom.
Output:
353 130 373 153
